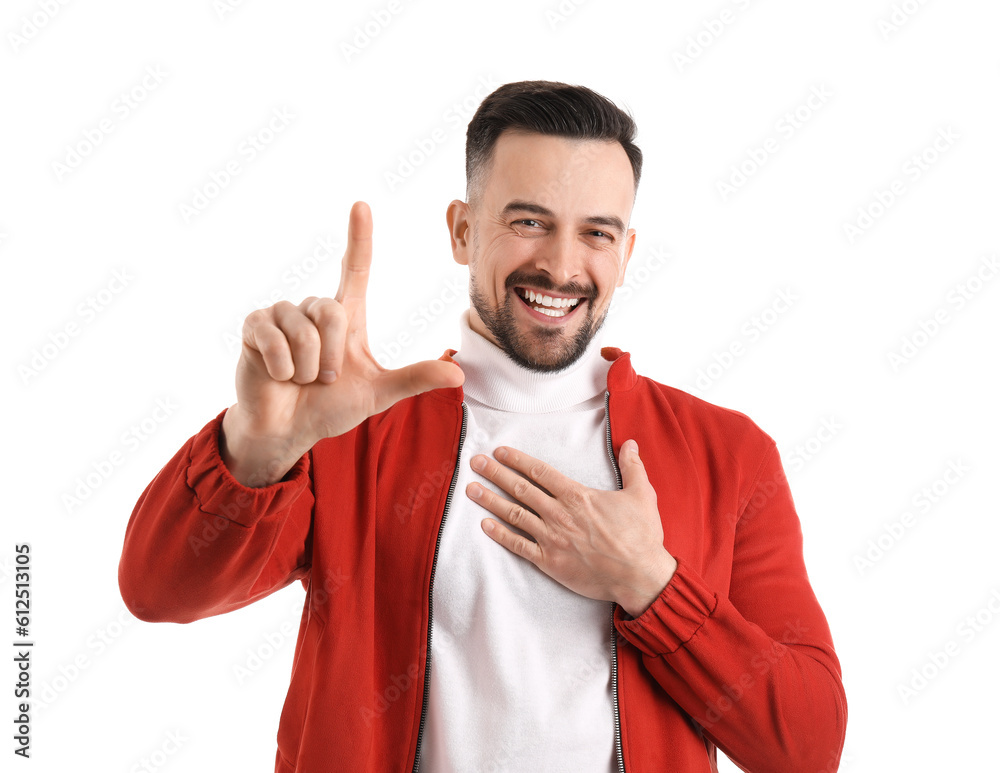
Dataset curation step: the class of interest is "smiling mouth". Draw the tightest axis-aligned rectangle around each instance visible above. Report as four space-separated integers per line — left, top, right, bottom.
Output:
514 287 585 318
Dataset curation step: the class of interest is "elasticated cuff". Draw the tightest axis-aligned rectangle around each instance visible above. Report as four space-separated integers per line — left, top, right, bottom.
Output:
613 555 718 656
184 408 311 528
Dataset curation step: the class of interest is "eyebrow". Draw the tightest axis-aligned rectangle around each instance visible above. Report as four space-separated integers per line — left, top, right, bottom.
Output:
500 200 626 237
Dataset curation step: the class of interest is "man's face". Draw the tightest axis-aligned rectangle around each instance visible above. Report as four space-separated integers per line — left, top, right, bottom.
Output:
447 130 637 372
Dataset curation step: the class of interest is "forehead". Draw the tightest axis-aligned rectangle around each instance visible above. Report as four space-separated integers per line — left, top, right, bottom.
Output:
484 130 635 216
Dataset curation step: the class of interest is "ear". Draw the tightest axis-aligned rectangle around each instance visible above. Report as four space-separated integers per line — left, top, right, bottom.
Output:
616 227 638 288
446 199 472 267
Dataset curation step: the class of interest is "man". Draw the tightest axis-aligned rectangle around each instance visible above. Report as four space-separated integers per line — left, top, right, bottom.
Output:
119 81 847 772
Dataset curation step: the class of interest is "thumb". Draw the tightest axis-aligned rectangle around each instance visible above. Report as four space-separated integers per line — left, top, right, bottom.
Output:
374 360 465 410
619 439 651 490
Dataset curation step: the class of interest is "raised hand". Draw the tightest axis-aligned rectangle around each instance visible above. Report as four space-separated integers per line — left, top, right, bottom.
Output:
221 201 464 486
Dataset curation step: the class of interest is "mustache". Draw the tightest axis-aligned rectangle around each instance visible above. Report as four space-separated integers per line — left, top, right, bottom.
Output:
504 270 597 300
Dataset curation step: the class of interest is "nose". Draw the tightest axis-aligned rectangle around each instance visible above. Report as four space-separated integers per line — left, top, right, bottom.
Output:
531 229 584 289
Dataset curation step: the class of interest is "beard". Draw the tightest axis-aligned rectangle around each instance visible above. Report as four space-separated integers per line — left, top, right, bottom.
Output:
469 268 606 373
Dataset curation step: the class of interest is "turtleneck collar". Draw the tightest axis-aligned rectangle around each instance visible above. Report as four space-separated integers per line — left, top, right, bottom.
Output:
451 309 612 413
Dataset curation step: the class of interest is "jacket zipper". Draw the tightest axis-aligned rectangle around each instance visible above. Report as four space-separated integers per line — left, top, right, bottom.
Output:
605 390 627 773
412 401 467 773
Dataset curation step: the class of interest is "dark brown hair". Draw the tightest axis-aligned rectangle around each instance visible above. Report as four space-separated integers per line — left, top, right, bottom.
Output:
465 80 642 205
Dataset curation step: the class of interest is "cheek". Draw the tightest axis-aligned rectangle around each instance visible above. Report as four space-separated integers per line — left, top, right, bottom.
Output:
482 237 535 283
598 256 626 292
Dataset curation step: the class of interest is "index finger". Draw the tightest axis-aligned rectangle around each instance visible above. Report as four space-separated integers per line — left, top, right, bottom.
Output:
334 200 373 303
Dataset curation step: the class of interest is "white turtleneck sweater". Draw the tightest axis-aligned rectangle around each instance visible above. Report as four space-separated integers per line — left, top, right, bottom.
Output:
418 310 619 772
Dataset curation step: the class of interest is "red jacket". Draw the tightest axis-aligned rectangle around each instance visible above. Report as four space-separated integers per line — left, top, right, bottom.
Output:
118 348 847 773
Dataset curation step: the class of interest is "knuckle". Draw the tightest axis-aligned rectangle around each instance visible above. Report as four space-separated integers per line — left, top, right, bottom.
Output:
244 309 267 330
547 507 569 531
314 300 346 327
528 462 547 481
562 488 586 510
288 325 320 349
512 477 531 500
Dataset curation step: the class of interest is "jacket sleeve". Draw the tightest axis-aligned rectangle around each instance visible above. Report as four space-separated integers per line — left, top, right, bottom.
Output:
613 441 847 773
118 408 315 624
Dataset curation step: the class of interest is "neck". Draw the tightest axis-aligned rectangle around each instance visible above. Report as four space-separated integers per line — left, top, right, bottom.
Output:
452 309 611 413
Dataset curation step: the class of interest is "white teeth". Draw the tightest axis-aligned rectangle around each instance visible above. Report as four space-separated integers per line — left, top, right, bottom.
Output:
519 289 581 309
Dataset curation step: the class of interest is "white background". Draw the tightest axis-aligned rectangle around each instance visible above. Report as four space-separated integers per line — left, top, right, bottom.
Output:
2 0 998 770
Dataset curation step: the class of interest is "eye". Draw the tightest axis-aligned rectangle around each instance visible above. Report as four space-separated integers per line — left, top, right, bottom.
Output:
514 219 543 228
588 230 612 240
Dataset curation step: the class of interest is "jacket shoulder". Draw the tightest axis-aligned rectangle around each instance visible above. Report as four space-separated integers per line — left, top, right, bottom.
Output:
627 373 777 463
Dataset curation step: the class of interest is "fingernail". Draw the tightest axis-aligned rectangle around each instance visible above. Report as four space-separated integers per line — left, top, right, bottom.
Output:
319 370 337 383
468 483 483 499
